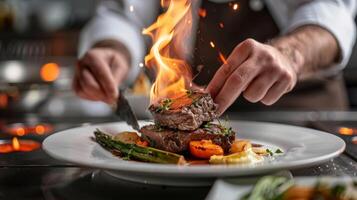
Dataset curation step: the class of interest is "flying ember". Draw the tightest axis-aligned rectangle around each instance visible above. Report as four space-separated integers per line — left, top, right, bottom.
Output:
142 0 193 104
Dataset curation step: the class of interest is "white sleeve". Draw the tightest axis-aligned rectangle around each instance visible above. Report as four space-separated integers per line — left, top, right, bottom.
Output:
78 0 159 85
285 0 357 75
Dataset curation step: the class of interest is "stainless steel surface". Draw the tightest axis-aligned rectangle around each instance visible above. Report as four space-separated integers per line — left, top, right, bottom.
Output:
114 90 140 131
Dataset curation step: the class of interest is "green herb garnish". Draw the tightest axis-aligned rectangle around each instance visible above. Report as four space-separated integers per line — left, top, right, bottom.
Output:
186 89 194 97
275 148 283 154
155 98 173 112
217 117 234 136
203 122 212 128
266 149 274 156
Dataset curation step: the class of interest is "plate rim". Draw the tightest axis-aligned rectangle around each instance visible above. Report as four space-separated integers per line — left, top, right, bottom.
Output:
43 120 346 177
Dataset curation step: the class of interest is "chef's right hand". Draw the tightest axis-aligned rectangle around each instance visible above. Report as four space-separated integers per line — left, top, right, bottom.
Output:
73 47 130 104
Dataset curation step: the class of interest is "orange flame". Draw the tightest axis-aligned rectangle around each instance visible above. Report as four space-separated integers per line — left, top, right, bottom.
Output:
12 137 20 150
143 0 193 104
198 8 206 18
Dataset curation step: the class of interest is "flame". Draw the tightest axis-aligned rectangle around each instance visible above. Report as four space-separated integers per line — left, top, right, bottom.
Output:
143 0 193 104
198 8 206 18
12 137 20 150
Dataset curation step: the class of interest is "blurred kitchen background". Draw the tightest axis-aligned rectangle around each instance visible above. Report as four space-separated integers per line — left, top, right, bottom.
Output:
1 0 357 119
0 0 127 119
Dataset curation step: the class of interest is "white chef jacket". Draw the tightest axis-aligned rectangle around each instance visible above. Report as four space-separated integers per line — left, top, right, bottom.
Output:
78 0 357 84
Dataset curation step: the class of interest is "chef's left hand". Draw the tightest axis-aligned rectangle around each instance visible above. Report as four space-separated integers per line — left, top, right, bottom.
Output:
206 39 298 115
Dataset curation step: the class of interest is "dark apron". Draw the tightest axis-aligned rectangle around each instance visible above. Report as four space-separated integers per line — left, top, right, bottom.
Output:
193 0 349 111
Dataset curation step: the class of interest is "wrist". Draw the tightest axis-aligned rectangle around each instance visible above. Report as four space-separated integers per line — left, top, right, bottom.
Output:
268 37 305 78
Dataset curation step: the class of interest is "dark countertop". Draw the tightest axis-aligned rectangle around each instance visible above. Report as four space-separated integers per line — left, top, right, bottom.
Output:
0 112 356 200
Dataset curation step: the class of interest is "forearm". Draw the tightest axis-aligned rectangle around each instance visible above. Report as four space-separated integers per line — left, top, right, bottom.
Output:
269 25 339 79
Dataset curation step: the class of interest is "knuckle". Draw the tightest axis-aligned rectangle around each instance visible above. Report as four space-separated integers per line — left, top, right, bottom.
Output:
282 70 294 82
265 62 282 75
219 64 233 77
243 38 257 48
85 50 97 59
263 51 275 63
229 72 244 85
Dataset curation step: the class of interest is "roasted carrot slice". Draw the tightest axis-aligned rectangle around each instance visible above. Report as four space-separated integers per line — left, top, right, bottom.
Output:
136 140 149 147
189 140 224 159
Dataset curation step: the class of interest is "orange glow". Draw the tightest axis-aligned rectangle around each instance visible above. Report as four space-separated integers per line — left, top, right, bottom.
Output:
35 125 45 135
233 3 239 10
0 94 8 108
338 127 354 136
210 41 215 48
219 22 224 28
12 137 20 150
16 127 25 136
198 8 206 18
40 63 60 82
219 52 228 64
0 138 40 153
143 0 193 104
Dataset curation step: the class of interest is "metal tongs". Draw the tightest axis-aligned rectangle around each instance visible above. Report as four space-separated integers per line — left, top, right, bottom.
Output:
112 89 140 131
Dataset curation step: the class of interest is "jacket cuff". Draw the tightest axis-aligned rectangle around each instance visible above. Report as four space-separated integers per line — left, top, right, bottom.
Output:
285 1 356 75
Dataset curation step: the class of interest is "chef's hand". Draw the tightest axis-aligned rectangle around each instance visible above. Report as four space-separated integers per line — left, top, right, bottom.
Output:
73 41 131 104
206 39 300 115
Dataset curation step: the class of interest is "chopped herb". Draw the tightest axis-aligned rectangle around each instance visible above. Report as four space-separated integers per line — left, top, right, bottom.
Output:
203 122 212 128
155 98 173 112
275 148 283 154
217 117 233 136
330 184 346 197
186 89 194 97
222 126 233 136
266 149 274 156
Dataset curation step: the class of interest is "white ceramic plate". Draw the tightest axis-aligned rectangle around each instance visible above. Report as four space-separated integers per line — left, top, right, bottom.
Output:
43 121 345 186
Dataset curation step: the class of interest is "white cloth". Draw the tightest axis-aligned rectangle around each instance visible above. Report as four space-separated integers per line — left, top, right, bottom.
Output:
79 0 357 83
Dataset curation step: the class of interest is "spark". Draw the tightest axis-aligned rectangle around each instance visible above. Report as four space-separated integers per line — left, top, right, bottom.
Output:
129 5 134 12
198 8 206 18
210 41 215 48
139 62 144 67
219 52 227 64
233 3 239 10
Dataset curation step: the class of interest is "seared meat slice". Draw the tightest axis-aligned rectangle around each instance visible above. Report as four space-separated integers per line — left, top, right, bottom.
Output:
140 123 235 153
149 91 217 131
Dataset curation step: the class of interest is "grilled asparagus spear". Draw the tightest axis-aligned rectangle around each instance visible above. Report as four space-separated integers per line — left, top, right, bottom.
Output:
94 129 186 165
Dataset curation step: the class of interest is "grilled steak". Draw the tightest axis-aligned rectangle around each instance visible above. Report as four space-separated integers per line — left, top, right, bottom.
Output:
149 91 217 131
140 123 235 153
